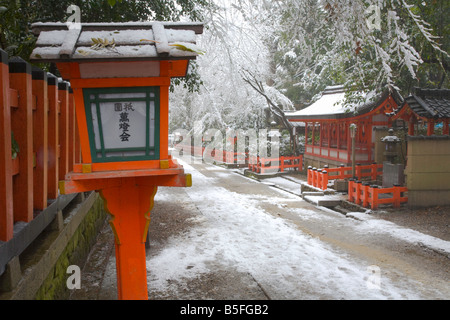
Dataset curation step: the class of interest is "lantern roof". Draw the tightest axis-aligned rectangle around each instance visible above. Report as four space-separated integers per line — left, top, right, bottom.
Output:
30 21 204 63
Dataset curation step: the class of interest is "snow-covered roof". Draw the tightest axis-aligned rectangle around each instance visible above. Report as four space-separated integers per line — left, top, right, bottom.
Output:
288 86 348 118
286 86 403 121
403 88 450 119
30 22 204 63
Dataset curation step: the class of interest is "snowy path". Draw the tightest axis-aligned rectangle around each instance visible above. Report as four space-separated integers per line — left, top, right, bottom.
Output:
146 159 449 300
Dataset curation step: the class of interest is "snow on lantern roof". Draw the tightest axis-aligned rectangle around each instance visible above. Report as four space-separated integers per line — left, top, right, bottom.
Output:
286 85 403 121
30 21 204 63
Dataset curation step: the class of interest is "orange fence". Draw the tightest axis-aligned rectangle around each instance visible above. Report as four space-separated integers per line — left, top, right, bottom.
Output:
248 155 303 174
174 143 250 165
206 148 248 164
0 52 80 242
307 163 383 190
348 180 408 209
174 141 303 173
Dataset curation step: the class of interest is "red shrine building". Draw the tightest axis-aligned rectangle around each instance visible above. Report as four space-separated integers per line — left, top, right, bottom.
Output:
286 85 404 168
390 87 450 136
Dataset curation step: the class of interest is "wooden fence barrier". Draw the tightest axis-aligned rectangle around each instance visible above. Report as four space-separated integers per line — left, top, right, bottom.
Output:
307 163 383 190
0 50 79 242
0 50 13 241
207 148 248 164
174 142 251 165
348 180 408 209
173 140 303 173
248 155 303 174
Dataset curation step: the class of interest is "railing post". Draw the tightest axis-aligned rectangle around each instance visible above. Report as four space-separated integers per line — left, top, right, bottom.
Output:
58 80 70 182
0 49 13 241
307 166 312 185
322 170 328 191
362 182 370 208
9 57 34 223
348 178 354 202
32 67 49 211
280 156 284 173
355 180 362 205
371 162 377 181
318 169 324 189
68 88 75 172
312 167 317 187
393 184 401 208
312 167 318 187
356 163 362 180
47 73 59 200
371 185 379 209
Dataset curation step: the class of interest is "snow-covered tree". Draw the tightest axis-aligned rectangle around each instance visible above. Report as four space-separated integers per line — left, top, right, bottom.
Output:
169 0 448 156
253 0 449 106
170 0 281 133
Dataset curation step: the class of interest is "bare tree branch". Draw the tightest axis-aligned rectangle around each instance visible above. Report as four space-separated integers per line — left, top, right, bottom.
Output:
241 70 298 155
241 70 293 132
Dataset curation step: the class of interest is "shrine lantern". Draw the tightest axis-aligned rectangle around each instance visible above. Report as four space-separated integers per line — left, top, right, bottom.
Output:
31 21 203 174
30 21 204 300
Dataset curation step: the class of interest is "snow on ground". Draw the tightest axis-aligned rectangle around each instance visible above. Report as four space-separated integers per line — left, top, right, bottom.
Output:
267 176 450 257
146 160 441 299
261 176 301 195
347 212 450 257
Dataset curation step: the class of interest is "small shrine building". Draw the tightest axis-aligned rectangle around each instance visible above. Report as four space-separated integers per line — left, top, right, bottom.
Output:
286 85 404 168
390 87 450 136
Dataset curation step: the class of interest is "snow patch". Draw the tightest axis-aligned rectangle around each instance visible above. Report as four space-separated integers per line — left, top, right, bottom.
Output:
351 214 450 256
77 29 155 46
147 159 433 299
35 30 68 46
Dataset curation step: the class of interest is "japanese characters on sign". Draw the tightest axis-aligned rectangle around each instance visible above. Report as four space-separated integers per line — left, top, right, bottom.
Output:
85 88 158 161
116 102 136 142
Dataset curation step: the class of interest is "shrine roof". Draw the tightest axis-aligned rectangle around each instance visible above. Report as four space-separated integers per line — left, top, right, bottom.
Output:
286 85 403 121
30 21 204 63
403 88 450 119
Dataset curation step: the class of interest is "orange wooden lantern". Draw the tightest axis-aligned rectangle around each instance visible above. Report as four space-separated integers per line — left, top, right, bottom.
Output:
31 22 203 300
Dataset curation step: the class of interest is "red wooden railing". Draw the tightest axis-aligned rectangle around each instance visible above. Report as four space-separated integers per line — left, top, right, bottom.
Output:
0 52 80 242
173 140 303 173
348 180 408 209
305 162 408 208
307 163 383 190
248 155 303 174
174 143 250 165
207 148 249 164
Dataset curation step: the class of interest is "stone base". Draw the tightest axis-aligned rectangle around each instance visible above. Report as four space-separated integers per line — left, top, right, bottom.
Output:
382 162 405 187
334 179 348 192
